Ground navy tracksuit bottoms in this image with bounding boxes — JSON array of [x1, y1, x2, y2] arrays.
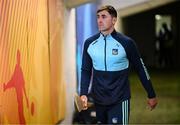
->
[[95, 99, 130, 125]]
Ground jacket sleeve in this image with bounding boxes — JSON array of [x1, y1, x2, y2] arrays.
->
[[127, 39, 156, 98], [80, 40, 92, 96]]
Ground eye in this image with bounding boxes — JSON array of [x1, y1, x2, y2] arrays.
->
[[97, 15, 100, 19], [102, 15, 106, 19]]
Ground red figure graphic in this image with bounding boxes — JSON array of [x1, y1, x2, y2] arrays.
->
[[31, 102, 35, 116], [3, 50, 29, 124]]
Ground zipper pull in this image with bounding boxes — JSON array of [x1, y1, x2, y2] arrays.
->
[[104, 35, 107, 40]]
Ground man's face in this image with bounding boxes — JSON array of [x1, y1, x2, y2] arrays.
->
[[97, 10, 116, 33]]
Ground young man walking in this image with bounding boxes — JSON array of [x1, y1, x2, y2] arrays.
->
[[80, 5, 157, 124]]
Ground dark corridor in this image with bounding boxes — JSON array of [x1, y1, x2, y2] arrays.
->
[[122, 1, 180, 69]]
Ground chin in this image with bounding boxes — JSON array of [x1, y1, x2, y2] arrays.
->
[[98, 27, 104, 31], [99, 28, 105, 32]]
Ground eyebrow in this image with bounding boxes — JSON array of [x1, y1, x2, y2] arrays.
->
[[97, 14, 107, 17]]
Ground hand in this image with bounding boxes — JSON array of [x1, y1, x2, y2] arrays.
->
[[80, 95, 88, 110], [147, 97, 158, 111]]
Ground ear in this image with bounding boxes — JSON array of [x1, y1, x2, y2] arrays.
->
[[112, 17, 117, 25]]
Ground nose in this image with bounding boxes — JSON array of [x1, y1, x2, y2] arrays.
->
[[97, 17, 102, 24]]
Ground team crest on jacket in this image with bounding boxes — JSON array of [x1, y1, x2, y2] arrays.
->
[[112, 49, 118, 55]]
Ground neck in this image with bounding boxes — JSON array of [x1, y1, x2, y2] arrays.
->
[[101, 27, 114, 36]]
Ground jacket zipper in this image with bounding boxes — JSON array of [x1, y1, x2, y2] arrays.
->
[[104, 36, 107, 71]]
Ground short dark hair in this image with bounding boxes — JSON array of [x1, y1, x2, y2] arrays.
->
[[97, 5, 117, 18]]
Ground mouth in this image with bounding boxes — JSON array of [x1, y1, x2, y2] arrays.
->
[[98, 23, 103, 26], [98, 25, 103, 28]]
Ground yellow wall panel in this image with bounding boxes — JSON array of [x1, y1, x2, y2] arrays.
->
[[0, 0, 66, 124]]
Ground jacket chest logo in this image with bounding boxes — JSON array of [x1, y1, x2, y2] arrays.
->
[[112, 49, 118, 55]]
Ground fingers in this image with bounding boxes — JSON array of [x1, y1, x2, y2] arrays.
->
[[82, 98, 88, 110], [80, 95, 88, 110], [147, 98, 158, 111], [148, 104, 155, 111]]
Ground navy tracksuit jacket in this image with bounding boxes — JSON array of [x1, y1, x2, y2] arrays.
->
[[80, 30, 156, 105]]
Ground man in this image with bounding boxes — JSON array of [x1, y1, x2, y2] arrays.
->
[[158, 23, 173, 67], [80, 5, 157, 124]]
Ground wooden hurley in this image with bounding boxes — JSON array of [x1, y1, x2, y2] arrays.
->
[[74, 93, 93, 112]]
